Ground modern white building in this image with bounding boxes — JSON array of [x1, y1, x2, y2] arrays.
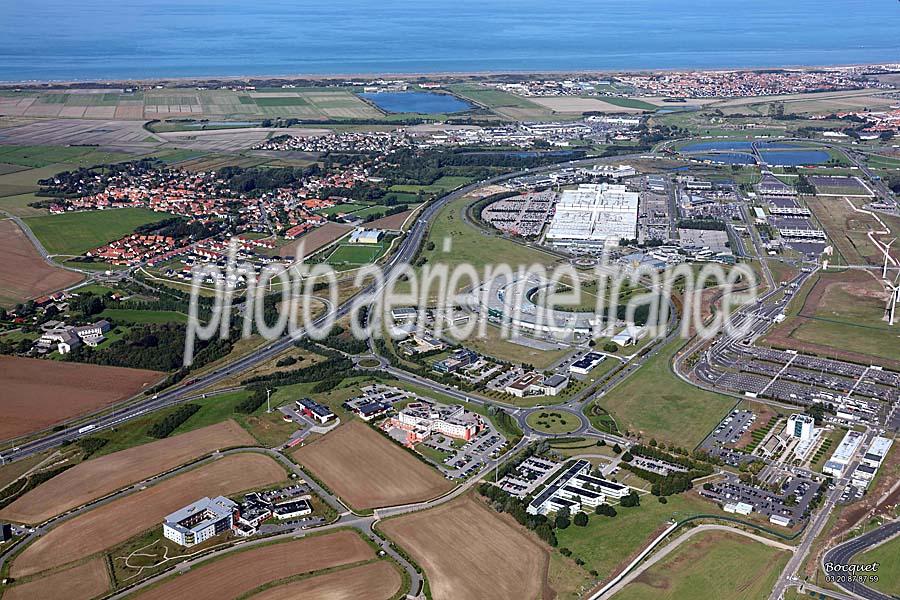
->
[[393, 401, 483, 442], [163, 496, 237, 547], [861, 436, 893, 469], [527, 459, 631, 515], [545, 183, 639, 248], [823, 430, 865, 478], [786, 414, 815, 441]]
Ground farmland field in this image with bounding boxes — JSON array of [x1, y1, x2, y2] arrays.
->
[[248, 561, 403, 600], [24, 208, 172, 256], [0, 420, 254, 524], [613, 531, 790, 600], [0, 218, 83, 306], [10, 452, 286, 577], [379, 493, 550, 600], [292, 420, 453, 510], [133, 530, 374, 600], [1, 558, 110, 600], [286, 221, 352, 257], [0, 355, 163, 441]]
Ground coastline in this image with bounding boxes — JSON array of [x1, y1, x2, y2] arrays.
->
[[1, 62, 896, 88]]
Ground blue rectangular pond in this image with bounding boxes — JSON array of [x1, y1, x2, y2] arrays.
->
[[359, 91, 474, 114]]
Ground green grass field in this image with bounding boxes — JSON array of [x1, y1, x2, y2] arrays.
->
[[325, 243, 385, 266], [24, 208, 172, 255], [98, 308, 188, 324], [596, 337, 735, 448], [595, 96, 659, 111], [526, 411, 580, 434], [613, 531, 790, 600], [389, 175, 473, 194]]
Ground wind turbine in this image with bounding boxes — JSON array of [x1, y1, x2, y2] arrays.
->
[[881, 238, 896, 279], [886, 273, 900, 326]]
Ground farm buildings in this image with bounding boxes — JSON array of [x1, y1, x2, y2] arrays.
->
[[545, 183, 639, 248]]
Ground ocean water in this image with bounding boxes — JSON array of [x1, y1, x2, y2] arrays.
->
[[1, 0, 898, 81]]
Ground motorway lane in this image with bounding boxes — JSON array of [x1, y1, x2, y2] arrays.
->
[[822, 519, 900, 600]]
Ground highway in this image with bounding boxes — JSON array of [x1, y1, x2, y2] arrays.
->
[[821, 519, 900, 600]]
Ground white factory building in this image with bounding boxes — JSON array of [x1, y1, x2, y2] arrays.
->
[[545, 183, 639, 248], [163, 496, 237, 547]]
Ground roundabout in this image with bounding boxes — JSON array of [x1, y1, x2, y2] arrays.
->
[[525, 409, 582, 434]]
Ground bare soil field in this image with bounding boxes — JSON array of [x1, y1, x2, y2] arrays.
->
[[292, 222, 352, 257], [379, 493, 551, 600], [804, 196, 886, 266], [2, 558, 110, 600], [0, 356, 163, 441], [11, 453, 285, 577], [292, 420, 453, 510], [0, 420, 255, 524], [367, 208, 414, 231], [134, 530, 373, 600], [248, 561, 402, 600], [0, 219, 83, 306]]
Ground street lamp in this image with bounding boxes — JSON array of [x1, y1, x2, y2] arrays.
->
[[266, 388, 273, 413]]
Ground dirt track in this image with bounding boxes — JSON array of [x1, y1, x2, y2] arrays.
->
[[134, 530, 373, 600], [0, 420, 255, 524], [0, 219, 83, 306], [379, 493, 550, 600], [0, 355, 163, 441], [11, 452, 285, 577], [292, 420, 453, 510]]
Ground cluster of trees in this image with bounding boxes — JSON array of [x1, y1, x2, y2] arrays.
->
[[620, 491, 641, 507], [36, 159, 159, 198], [676, 219, 727, 231], [477, 483, 557, 547], [135, 216, 222, 241], [795, 174, 816, 195], [75, 437, 109, 459], [147, 404, 200, 438], [66, 323, 234, 373], [319, 325, 369, 355], [218, 165, 320, 194], [243, 356, 354, 386], [595, 503, 617, 517]]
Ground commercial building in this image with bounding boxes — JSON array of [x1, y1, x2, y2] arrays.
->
[[349, 228, 384, 244], [527, 459, 631, 515], [786, 414, 815, 441], [545, 183, 640, 248], [823, 430, 865, 477], [272, 498, 312, 520], [392, 401, 483, 442], [505, 372, 547, 398], [724, 502, 754, 516], [433, 348, 479, 373], [163, 496, 237, 547], [861, 436, 893, 469], [569, 352, 605, 375], [296, 398, 335, 424], [541, 374, 570, 396]]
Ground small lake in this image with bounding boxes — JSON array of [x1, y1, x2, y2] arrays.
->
[[694, 152, 756, 165], [759, 149, 830, 166], [680, 140, 801, 153], [359, 91, 474, 114]]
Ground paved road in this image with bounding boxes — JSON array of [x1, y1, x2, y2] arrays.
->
[[822, 519, 900, 600]]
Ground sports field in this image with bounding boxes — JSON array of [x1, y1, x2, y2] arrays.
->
[[10, 452, 286, 577], [0, 218, 83, 306], [0, 420, 254, 524], [1, 558, 110, 600], [249, 561, 403, 600], [292, 420, 453, 510], [326, 242, 385, 266], [132, 530, 374, 600], [0, 356, 163, 441], [596, 337, 734, 449], [24, 208, 172, 256], [379, 493, 550, 600], [613, 531, 790, 600]]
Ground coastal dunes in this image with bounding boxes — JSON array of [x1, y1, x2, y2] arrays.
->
[[0, 420, 255, 525], [0, 355, 163, 441], [0, 218, 83, 306], [133, 530, 375, 600], [291, 420, 453, 510], [10, 452, 286, 578]]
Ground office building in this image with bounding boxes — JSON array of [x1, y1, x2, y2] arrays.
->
[[163, 496, 237, 547]]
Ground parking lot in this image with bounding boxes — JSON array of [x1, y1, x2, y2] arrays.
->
[[700, 472, 820, 526]]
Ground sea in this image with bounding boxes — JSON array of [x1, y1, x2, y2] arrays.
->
[[1, 0, 898, 82]]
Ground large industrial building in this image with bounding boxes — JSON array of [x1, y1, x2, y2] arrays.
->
[[823, 430, 865, 477], [527, 459, 631, 515], [545, 183, 640, 248]]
